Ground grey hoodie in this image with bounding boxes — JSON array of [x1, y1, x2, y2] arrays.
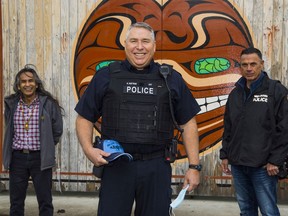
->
[[3, 94, 63, 171]]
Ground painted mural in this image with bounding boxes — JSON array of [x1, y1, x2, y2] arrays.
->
[[73, 0, 253, 159]]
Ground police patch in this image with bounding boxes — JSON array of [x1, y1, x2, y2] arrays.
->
[[253, 94, 268, 103], [123, 82, 156, 95]]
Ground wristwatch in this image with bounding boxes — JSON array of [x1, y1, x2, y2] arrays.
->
[[189, 164, 202, 171]]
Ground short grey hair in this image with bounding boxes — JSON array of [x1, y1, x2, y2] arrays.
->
[[125, 22, 155, 41]]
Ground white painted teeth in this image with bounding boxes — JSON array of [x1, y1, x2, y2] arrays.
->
[[196, 95, 228, 114]]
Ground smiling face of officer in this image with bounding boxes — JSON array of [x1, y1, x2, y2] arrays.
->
[[124, 26, 156, 70]]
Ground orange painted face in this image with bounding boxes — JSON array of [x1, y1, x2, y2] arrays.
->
[[73, 0, 254, 157]]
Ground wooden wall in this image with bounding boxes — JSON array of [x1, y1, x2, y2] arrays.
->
[[233, 0, 288, 86], [1, 0, 288, 198]]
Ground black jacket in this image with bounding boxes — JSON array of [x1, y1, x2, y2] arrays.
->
[[220, 72, 288, 167]]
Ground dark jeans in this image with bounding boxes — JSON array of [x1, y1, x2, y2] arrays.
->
[[231, 165, 280, 216], [9, 151, 53, 216], [98, 157, 172, 216]]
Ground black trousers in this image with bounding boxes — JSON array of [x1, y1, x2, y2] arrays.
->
[[97, 157, 172, 216], [9, 151, 53, 216]]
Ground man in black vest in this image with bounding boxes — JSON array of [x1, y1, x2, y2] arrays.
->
[[75, 22, 201, 216]]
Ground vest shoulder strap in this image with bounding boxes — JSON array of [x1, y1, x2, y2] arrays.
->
[[268, 79, 280, 114], [108, 61, 122, 74], [268, 79, 279, 97], [267, 79, 280, 131]]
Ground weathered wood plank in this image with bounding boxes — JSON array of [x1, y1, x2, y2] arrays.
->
[[34, 0, 44, 76], [43, 0, 53, 92], [8, 0, 18, 92], [18, 0, 26, 67], [252, 0, 264, 51], [75, 0, 92, 192], [68, 0, 82, 192], [262, 0, 274, 73], [1, 0, 11, 94], [283, 0, 288, 86], [25, 0, 36, 65], [270, 0, 284, 81]]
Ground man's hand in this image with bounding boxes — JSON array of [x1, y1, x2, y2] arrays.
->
[[183, 169, 200, 192], [266, 163, 279, 176], [85, 146, 110, 167], [180, 117, 201, 192], [76, 115, 110, 167], [221, 159, 231, 175]]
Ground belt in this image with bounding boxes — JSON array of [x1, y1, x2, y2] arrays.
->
[[131, 150, 165, 161], [14, 149, 40, 154]]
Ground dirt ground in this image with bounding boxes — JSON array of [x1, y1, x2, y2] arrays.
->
[[0, 191, 288, 216]]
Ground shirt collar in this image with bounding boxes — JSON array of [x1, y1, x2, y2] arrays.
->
[[20, 94, 39, 106], [123, 59, 155, 73]]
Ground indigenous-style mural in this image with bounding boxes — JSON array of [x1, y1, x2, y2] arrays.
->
[[1, 0, 288, 199], [73, 0, 253, 158]]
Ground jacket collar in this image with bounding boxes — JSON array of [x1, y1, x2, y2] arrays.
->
[[236, 71, 267, 92], [5, 94, 47, 109], [236, 72, 269, 100]]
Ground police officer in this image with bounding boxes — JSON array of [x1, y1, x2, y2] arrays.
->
[[75, 22, 201, 216]]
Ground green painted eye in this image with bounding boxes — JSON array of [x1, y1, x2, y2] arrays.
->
[[96, 61, 115, 71], [194, 58, 230, 74]]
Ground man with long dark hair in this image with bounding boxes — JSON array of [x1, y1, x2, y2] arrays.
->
[[3, 64, 63, 216]]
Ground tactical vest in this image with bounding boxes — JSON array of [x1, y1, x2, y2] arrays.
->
[[101, 61, 174, 145]]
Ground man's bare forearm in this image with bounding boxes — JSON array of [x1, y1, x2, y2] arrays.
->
[[180, 117, 200, 165], [75, 115, 94, 154]]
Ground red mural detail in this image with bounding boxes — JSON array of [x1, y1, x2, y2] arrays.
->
[[73, 0, 253, 158]]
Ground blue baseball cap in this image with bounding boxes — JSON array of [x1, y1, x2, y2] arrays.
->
[[97, 139, 133, 162]]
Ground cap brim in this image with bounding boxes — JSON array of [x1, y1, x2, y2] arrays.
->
[[105, 152, 133, 162]]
